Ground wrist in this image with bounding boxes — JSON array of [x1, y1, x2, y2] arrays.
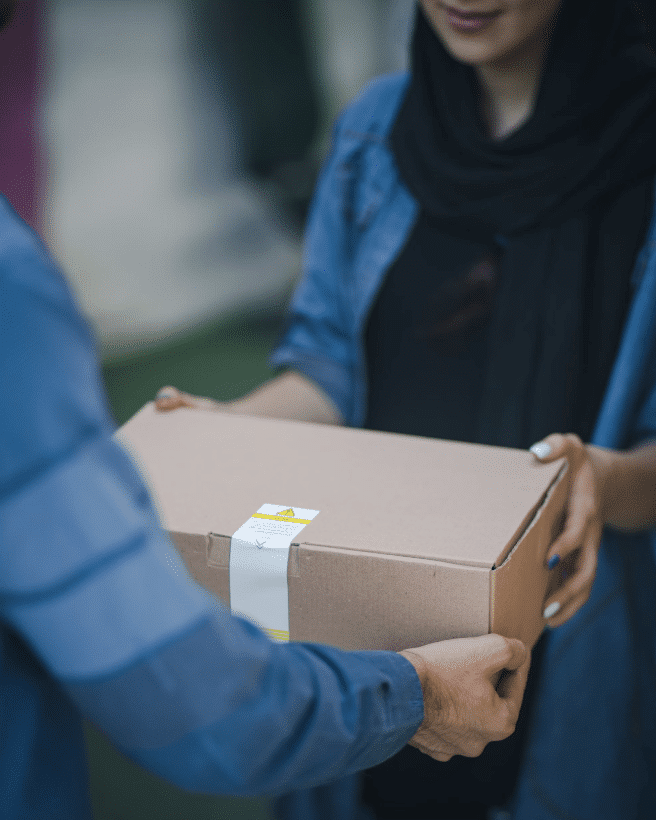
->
[[398, 649, 427, 694], [587, 445, 626, 526]]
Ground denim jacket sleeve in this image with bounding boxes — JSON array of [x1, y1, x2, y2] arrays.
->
[[269, 112, 360, 422], [270, 74, 411, 424]]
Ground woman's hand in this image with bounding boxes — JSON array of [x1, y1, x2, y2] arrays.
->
[[155, 386, 225, 412], [530, 433, 608, 629]]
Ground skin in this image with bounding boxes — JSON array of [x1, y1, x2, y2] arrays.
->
[[400, 634, 529, 760], [532, 435, 656, 628]]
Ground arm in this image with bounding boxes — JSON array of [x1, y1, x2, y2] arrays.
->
[[591, 440, 656, 531], [155, 370, 343, 425], [530, 434, 656, 628]]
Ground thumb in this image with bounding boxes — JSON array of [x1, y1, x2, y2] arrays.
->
[[503, 638, 528, 671], [530, 433, 567, 462], [490, 637, 527, 675], [481, 635, 527, 677]]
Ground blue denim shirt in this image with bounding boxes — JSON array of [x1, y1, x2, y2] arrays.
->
[[271, 73, 656, 820]]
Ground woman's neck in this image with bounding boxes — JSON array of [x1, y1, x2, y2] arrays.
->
[[475, 32, 551, 141]]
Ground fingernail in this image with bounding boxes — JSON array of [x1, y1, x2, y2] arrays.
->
[[530, 442, 552, 459], [156, 388, 175, 400], [548, 555, 561, 570], [543, 602, 561, 619]]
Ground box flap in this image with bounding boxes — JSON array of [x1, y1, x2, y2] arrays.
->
[[118, 404, 565, 569], [490, 464, 570, 648]]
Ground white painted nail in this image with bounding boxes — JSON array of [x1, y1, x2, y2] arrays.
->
[[530, 442, 552, 459], [543, 601, 561, 619], [156, 388, 176, 400]]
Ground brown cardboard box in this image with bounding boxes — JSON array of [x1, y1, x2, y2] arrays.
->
[[118, 403, 568, 651]]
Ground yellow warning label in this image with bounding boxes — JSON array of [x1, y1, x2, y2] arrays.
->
[[252, 513, 313, 525], [278, 508, 295, 517], [265, 628, 290, 642]]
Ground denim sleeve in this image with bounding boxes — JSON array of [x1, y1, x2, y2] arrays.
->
[[64, 613, 423, 796], [269, 112, 358, 423]]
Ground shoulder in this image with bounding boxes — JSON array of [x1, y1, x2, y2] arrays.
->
[[336, 72, 410, 144], [0, 196, 78, 315], [0, 197, 110, 492], [308, 74, 414, 242]]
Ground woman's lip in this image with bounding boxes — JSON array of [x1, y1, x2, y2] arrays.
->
[[442, 4, 502, 32]]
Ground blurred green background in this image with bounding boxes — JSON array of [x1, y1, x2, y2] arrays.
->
[[89, 308, 285, 820]]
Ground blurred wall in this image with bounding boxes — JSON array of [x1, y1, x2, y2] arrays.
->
[[38, 0, 415, 356]]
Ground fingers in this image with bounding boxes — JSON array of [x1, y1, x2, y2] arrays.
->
[[155, 386, 198, 412], [404, 634, 528, 762], [546, 472, 595, 565], [496, 649, 531, 728], [543, 526, 599, 626], [481, 635, 527, 676], [498, 637, 527, 672], [530, 432, 583, 463]]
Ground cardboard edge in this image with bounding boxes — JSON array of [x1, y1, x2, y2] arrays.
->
[[492, 458, 567, 569], [489, 464, 569, 649], [299, 540, 491, 569], [493, 463, 568, 571]]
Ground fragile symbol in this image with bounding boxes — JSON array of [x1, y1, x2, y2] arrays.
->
[[278, 508, 295, 517]]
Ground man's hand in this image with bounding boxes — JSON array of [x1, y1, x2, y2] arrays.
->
[[399, 634, 529, 762]]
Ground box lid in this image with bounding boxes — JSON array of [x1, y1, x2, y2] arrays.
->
[[118, 404, 564, 568]]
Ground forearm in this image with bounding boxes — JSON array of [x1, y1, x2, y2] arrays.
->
[[591, 440, 656, 531], [69, 615, 422, 796], [226, 371, 343, 425]]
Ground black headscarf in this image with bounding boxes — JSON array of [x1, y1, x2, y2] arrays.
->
[[386, 0, 656, 448]]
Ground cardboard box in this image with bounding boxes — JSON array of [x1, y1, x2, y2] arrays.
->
[[118, 404, 568, 651]]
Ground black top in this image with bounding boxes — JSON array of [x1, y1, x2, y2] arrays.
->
[[364, 212, 494, 442]]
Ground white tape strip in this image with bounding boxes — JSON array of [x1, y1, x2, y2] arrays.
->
[[229, 504, 320, 641]]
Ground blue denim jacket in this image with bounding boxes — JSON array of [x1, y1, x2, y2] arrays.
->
[[271, 74, 656, 820]]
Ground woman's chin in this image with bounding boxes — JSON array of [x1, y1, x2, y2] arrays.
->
[[441, 39, 505, 68]]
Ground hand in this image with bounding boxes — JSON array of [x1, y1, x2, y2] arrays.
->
[[530, 433, 605, 628], [400, 634, 529, 762], [155, 386, 225, 413]]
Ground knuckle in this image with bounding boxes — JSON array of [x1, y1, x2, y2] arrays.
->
[[557, 533, 578, 555], [462, 742, 486, 758], [502, 716, 518, 738]]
